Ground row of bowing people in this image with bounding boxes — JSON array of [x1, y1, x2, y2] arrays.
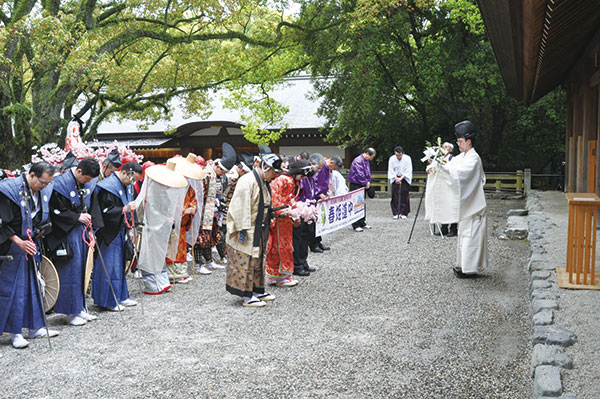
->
[[0, 143, 348, 349]]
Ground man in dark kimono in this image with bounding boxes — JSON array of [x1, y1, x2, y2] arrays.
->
[[0, 162, 58, 349], [91, 162, 141, 311], [46, 158, 100, 326], [100, 148, 121, 180]]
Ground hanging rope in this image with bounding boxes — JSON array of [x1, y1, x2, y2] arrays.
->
[[82, 221, 95, 250], [123, 209, 135, 229], [25, 228, 34, 260]]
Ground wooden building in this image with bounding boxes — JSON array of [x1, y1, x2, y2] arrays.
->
[[477, 0, 600, 194], [95, 76, 352, 164]]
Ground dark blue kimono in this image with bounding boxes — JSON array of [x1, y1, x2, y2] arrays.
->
[[0, 175, 52, 334], [47, 171, 96, 315], [91, 173, 132, 308]]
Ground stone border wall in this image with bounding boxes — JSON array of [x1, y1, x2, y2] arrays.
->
[[526, 192, 577, 399]]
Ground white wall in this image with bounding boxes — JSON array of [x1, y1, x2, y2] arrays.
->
[[278, 145, 345, 161]]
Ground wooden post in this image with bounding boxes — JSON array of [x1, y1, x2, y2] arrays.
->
[[589, 140, 596, 193], [516, 170, 523, 194], [524, 169, 531, 194], [564, 193, 600, 286]]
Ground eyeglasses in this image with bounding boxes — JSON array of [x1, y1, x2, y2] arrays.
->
[[36, 176, 52, 187]]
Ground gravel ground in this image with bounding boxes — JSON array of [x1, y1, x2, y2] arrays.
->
[[0, 196, 531, 399], [532, 191, 600, 399]]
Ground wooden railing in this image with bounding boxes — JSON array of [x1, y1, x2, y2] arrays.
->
[[347, 169, 527, 194]]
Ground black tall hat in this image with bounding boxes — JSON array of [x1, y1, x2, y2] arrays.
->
[[105, 148, 122, 168], [237, 151, 254, 172], [258, 145, 272, 156], [217, 142, 236, 172], [455, 120, 476, 140], [61, 151, 79, 171]]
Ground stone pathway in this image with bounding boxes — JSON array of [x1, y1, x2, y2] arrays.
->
[[0, 197, 531, 398]]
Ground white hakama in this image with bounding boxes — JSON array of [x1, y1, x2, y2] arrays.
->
[[457, 209, 488, 274]]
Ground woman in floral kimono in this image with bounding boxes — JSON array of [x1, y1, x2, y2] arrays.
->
[[266, 160, 313, 287], [193, 143, 236, 274]]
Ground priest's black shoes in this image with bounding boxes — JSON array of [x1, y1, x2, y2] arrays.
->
[[293, 269, 310, 276], [318, 243, 330, 251], [310, 246, 324, 253], [453, 266, 477, 278]]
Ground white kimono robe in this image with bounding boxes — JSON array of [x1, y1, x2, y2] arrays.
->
[[387, 154, 413, 184], [135, 177, 187, 293], [444, 148, 488, 274], [330, 170, 349, 197]]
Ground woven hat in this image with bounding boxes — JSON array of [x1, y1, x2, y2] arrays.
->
[[145, 159, 188, 188], [174, 153, 205, 180]]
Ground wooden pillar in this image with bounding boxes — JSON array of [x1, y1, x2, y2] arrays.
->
[[589, 140, 597, 193], [575, 88, 586, 192], [566, 88, 575, 192], [597, 86, 600, 196]]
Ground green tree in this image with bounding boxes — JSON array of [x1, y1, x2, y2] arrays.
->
[[299, 0, 565, 172], [0, 0, 307, 167]]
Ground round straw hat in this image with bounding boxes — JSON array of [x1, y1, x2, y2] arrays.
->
[[145, 159, 188, 188], [173, 153, 205, 180]]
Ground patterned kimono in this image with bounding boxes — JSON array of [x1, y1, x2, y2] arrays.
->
[[194, 164, 222, 263], [174, 187, 197, 263], [196, 165, 221, 249], [266, 175, 298, 279]]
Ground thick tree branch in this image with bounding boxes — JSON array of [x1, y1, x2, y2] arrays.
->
[[97, 29, 279, 58], [96, 3, 127, 24], [79, 0, 97, 29], [132, 48, 170, 96], [12, 0, 36, 22]]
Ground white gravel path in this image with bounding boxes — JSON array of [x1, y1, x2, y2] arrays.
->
[[0, 196, 531, 398]]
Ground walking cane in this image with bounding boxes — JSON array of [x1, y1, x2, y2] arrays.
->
[[407, 183, 426, 244]]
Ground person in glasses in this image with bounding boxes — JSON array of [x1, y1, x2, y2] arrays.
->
[[0, 162, 58, 348]]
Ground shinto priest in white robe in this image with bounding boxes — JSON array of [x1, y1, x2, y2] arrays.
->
[[425, 148, 487, 274]]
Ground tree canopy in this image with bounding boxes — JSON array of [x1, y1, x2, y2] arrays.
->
[[0, 0, 308, 166], [298, 0, 565, 172], [0, 0, 566, 173]]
